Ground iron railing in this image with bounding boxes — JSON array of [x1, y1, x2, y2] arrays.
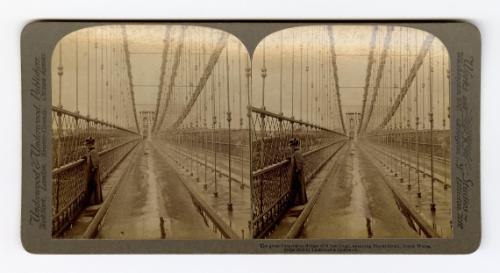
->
[[51, 106, 141, 236], [364, 129, 450, 160], [249, 106, 347, 238], [159, 128, 249, 160]]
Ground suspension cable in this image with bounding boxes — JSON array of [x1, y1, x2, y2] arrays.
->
[[120, 26, 140, 133], [169, 33, 228, 130], [377, 33, 434, 130], [326, 25, 347, 134], [154, 26, 187, 132], [358, 26, 378, 135], [360, 26, 394, 134]]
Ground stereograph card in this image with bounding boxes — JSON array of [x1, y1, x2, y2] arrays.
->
[[20, 20, 481, 253]]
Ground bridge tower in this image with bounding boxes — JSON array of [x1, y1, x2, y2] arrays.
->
[[345, 112, 361, 140]]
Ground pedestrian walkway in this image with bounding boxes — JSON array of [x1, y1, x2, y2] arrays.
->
[[268, 142, 349, 238], [61, 142, 142, 239]]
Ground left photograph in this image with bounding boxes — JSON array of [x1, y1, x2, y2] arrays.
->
[[51, 24, 251, 239]]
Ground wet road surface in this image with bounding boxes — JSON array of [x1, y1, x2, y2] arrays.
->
[[361, 142, 452, 238], [97, 141, 217, 239], [301, 142, 420, 239], [159, 140, 251, 238]]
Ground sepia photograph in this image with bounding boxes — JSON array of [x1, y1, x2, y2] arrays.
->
[[249, 25, 451, 239], [51, 24, 251, 239], [51, 23, 452, 241]]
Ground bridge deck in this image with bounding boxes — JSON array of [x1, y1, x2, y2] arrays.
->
[[361, 142, 452, 238], [301, 142, 421, 238], [159, 140, 251, 238], [60, 141, 142, 238], [267, 141, 348, 238], [96, 141, 219, 239], [61, 139, 250, 239], [268, 141, 452, 239]]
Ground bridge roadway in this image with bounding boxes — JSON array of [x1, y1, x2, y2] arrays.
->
[[161, 140, 251, 236], [299, 142, 420, 238], [360, 142, 452, 238], [96, 140, 215, 239], [270, 141, 451, 239], [63, 138, 249, 239]]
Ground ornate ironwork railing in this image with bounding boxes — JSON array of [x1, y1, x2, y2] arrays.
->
[[159, 128, 249, 161], [249, 106, 347, 238], [364, 129, 450, 160], [51, 106, 141, 236]]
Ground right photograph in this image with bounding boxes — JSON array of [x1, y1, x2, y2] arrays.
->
[[249, 25, 451, 239]]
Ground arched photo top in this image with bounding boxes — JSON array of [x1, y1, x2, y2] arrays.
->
[[252, 25, 449, 58], [251, 24, 450, 133], [51, 24, 251, 133]]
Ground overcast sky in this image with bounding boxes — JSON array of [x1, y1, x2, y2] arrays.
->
[[51, 24, 450, 132]]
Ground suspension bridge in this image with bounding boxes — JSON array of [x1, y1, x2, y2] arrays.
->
[[250, 25, 451, 239], [50, 24, 451, 241], [51, 25, 251, 239]]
